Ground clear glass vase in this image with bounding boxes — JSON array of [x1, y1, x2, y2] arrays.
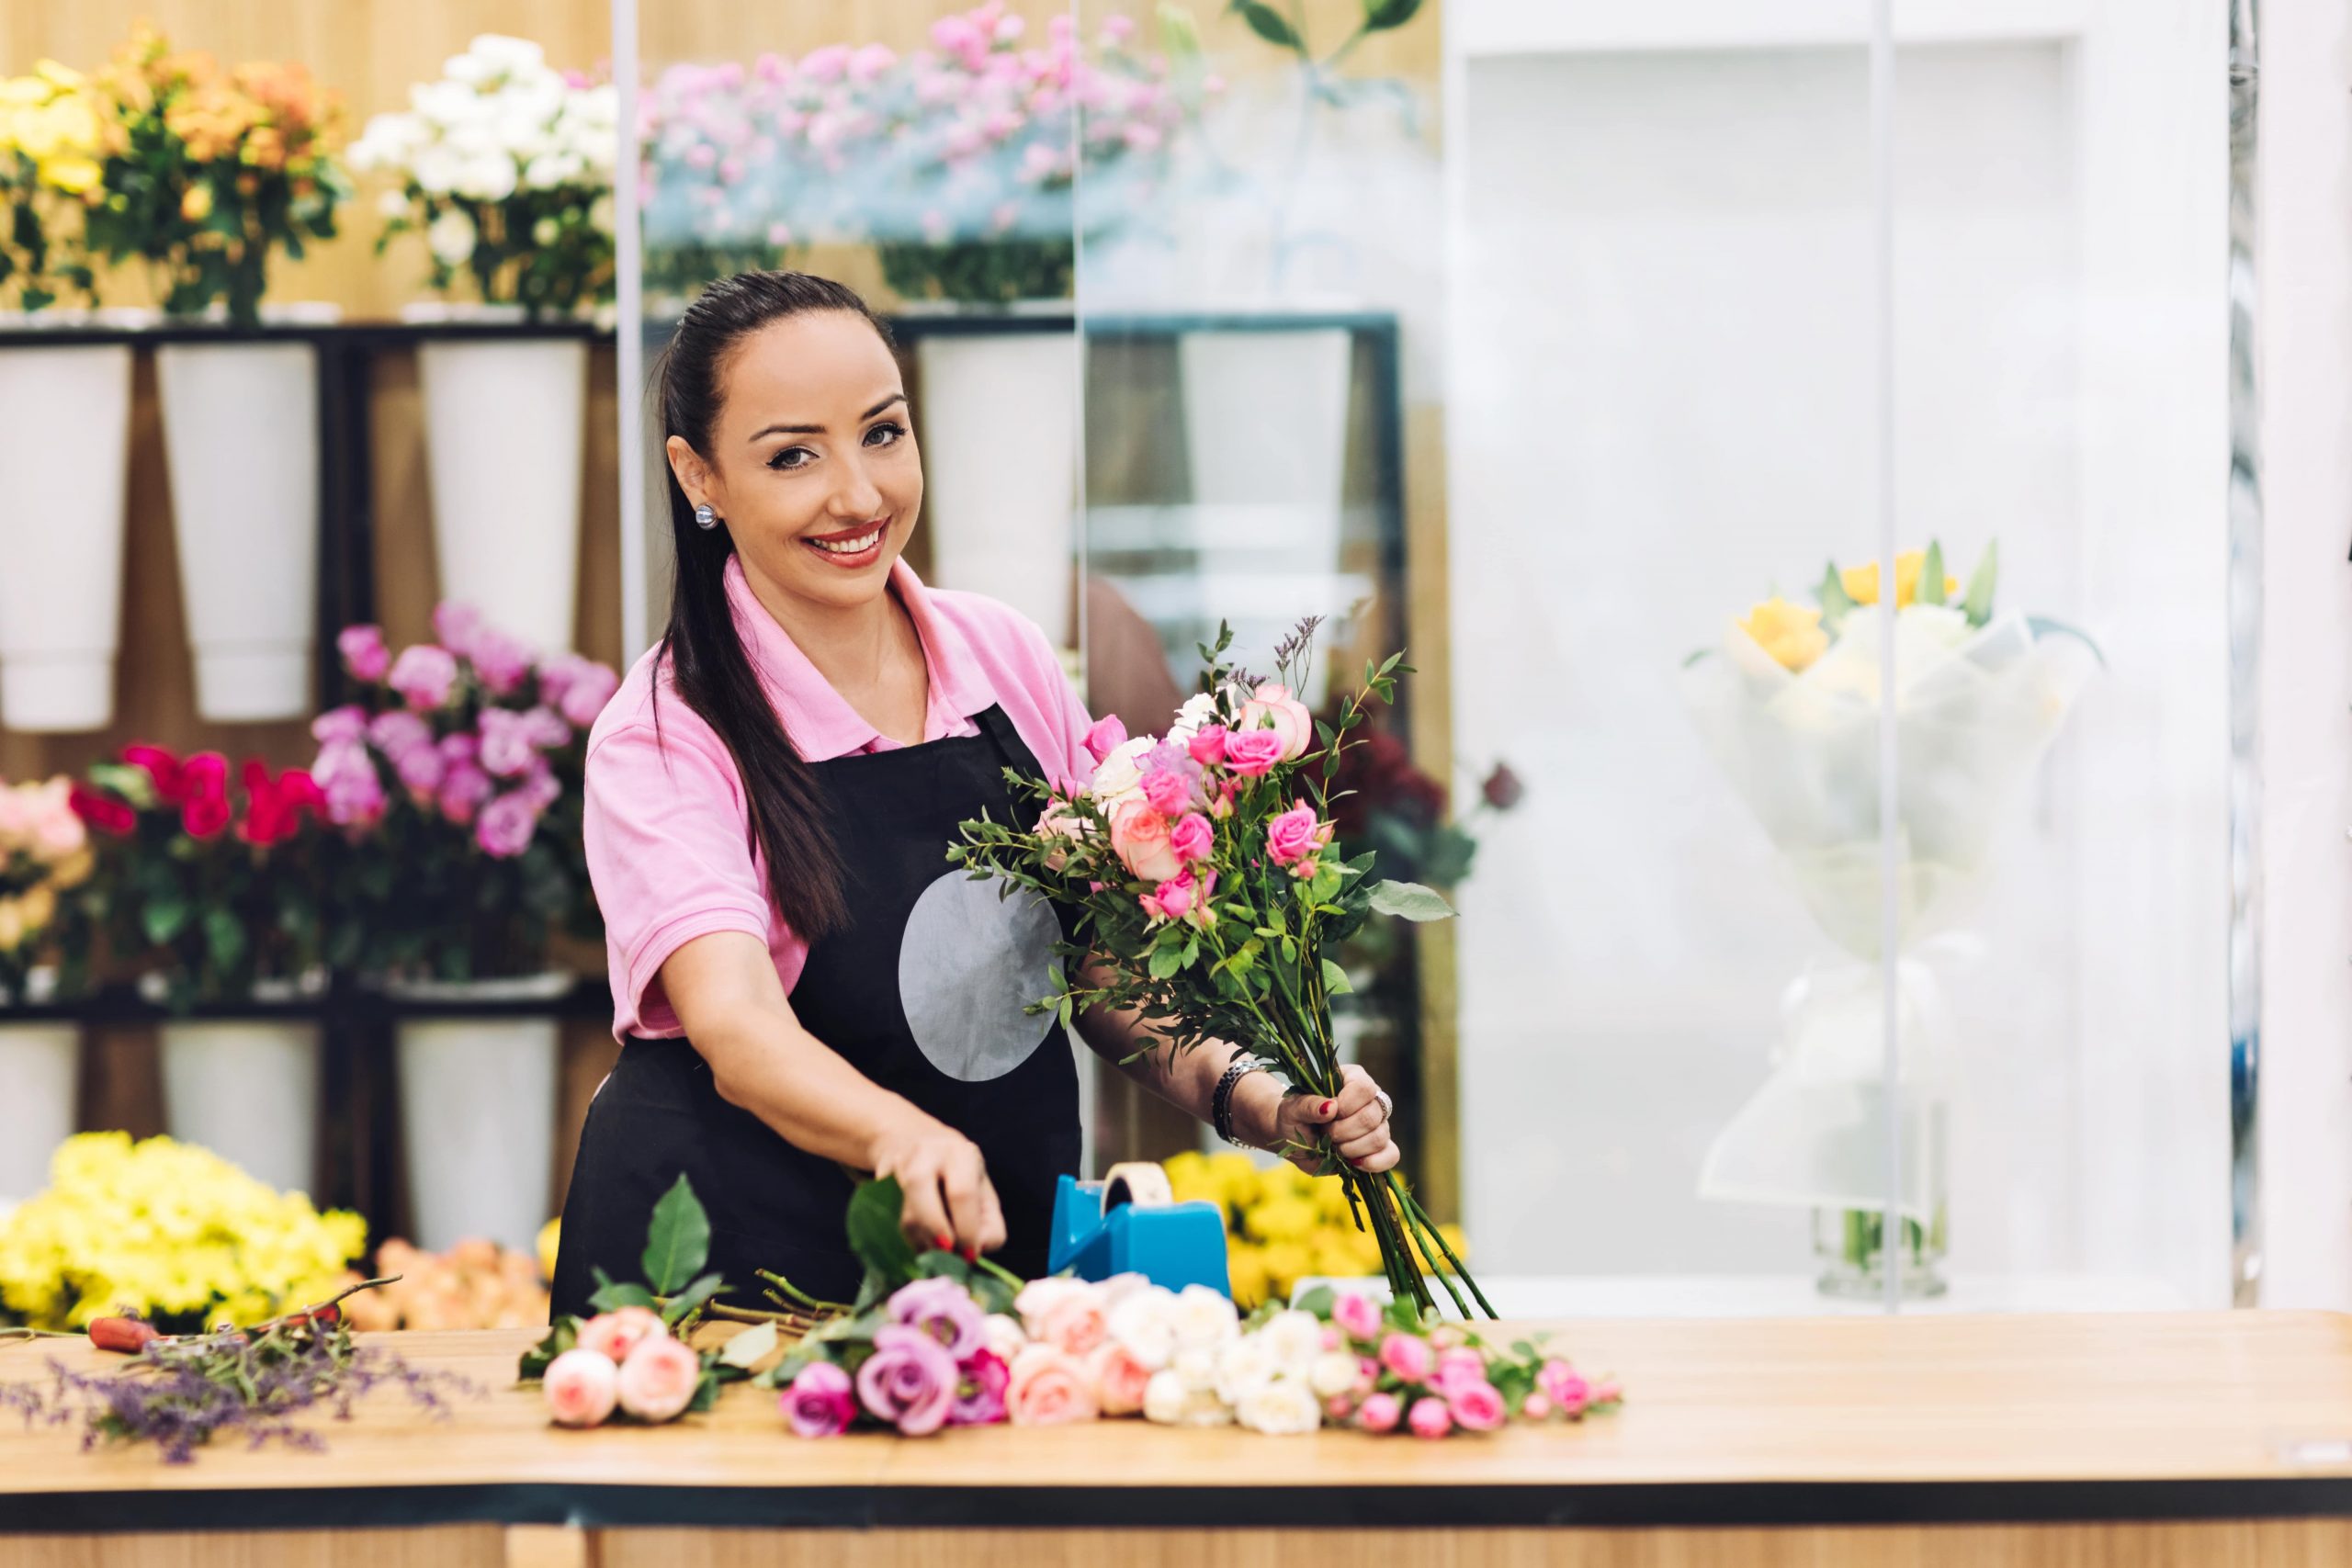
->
[[1812, 1097, 1950, 1300]]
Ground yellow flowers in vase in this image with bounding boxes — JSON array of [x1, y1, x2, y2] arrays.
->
[[0, 62, 106, 310], [0, 1132, 366, 1331]]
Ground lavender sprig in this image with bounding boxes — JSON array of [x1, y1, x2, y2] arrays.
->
[[1, 1319, 480, 1464]]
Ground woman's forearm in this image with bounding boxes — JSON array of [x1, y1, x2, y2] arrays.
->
[[1074, 964, 1286, 1149], [694, 1002, 941, 1169]]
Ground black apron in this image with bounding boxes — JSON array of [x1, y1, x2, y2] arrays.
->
[[549, 703, 1081, 1318]]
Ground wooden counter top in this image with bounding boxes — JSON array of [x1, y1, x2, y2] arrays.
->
[[6, 1311, 2352, 1533]]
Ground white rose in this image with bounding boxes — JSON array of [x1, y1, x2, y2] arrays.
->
[[1012, 1276, 1096, 1336], [523, 152, 570, 191], [981, 1312, 1027, 1364], [532, 215, 560, 246], [588, 194, 615, 235], [1236, 1378, 1321, 1437], [376, 186, 411, 220], [1106, 1288, 1178, 1371], [469, 33, 547, 77], [411, 145, 462, 196], [411, 79, 486, 129], [1257, 1310, 1324, 1373], [1089, 734, 1158, 807], [1308, 1350, 1363, 1399], [453, 154, 518, 203], [426, 209, 478, 267], [1141, 1369, 1189, 1425], [1099, 1271, 1151, 1307], [1213, 1335, 1279, 1405], [574, 85, 619, 127], [1168, 691, 1218, 743], [1170, 1344, 1220, 1393], [1170, 1282, 1238, 1349]]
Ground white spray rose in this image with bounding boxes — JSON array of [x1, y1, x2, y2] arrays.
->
[[1170, 1344, 1220, 1393], [468, 33, 548, 77], [1144, 1370, 1234, 1427], [1308, 1350, 1364, 1399], [1170, 1282, 1239, 1349], [1212, 1335, 1280, 1405], [981, 1312, 1027, 1365], [453, 154, 518, 203], [426, 209, 478, 267], [1168, 691, 1218, 743], [1257, 1311, 1325, 1374], [1236, 1378, 1321, 1437], [1107, 1287, 1179, 1371], [1088, 734, 1156, 806]]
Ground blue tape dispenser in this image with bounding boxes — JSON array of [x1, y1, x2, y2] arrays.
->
[[1046, 1160, 1231, 1297]]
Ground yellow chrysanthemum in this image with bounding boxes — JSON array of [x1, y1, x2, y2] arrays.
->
[[1840, 551, 1959, 610], [1736, 596, 1828, 673]]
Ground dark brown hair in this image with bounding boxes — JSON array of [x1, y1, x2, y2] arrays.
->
[[653, 269, 899, 943]]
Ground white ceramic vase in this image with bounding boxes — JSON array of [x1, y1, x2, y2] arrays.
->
[[0, 1021, 79, 1205], [0, 343, 132, 731], [159, 1019, 323, 1196], [155, 340, 321, 720], [915, 327, 1080, 649], [414, 311, 587, 652], [391, 973, 567, 1253]]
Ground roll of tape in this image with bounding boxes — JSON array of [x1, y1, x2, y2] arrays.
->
[[1100, 1161, 1174, 1213]]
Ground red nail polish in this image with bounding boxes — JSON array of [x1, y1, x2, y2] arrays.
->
[[963, 1244, 978, 1262], [935, 1233, 953, 1250], [1321, 1100, 1334, 1116]]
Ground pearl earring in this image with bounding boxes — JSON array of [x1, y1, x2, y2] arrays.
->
[[693, 502, 718, 530]]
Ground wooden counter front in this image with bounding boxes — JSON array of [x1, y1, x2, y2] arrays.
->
[[6, 1311, 2352, 1567]]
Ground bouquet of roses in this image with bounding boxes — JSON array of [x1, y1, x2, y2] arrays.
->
[[952, 620, 1487, 1317], [0, 775, 94, 1002], [307, 604, 615, 984]]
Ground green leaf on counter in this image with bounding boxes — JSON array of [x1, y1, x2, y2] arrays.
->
[[718, 1320, 781, 1370]]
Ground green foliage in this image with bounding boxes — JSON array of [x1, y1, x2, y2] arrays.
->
[[640, 1175, 713, 1296]]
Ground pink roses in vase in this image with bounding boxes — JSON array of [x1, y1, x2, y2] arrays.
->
[[309, 604, 617, 984]]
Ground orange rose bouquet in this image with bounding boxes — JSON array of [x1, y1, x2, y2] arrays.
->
[[84, 24, 348, 324]]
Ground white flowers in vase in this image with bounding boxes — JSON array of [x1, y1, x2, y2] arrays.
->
[[348, 34, 616, 318]]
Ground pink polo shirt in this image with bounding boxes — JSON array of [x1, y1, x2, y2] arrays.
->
[[584, 554, 1096, 1042]]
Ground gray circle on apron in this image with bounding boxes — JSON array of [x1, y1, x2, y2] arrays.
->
[[898, 871, 1064, 1082]]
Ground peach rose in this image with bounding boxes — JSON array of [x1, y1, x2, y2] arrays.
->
[[616, 1333, 703, 1424], [1007, 1343, 1100, 1426], [1036, 1292, 1109, 1357], [1238, 682, 1314, 761], [543, 1348, 618, 1428], [577, 1305, 664, 1364], [1089, 1340, 1155, 1416], [1108, 796, 1182, 884]]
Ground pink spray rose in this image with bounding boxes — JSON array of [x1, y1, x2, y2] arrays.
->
[[1265, 801, 1334, 870], [438, 759, 493, 825], [1140, 768, 1192, 817], [1431, 1347, 1489, 1399], [311, 739, 386, 828], [520, 705, 571, 749], [576, 1306, 665, 1363], [1088, 1340, 1155, 1416], [1356, 1391, 1402, 1434], [1521, 1392, 1553, 1421], [616, 1334, 702, 1423], [1168, 812, 1214, 864], [1221, 728, 1284, 777], [543, 1348, 618, 1428], [1138, 871, 1200, 927], [1108, 797, 1182, 884], [951, 1348, 1010, 1427], [311, 705, 367, 745], [857, 1325, 960, 1436], [1378, 1331, 1434, 1385], [479, 708, 541, 778], [432, 602, 482, 657], [559, 662, 619, 729], [1186, 724, 1227, 766], [1537, 1359, 1589, 1416], [1331, 1292, 1384, 1342], [1408, 1395, 1453, 1439], [1238, 682, 1314, 761], [1081, 713, 1128, 764], [783, 1360, 857, 1438], [395, 742, 447, 795], [1447, 1381, 1507, 1433], [368, 709, 434, 761], [469, 626, 534, 697], [888, 1277, 986, 1361], [475, 791, 540, 858], [1006, 1343, 1099, 1426], [337, 624, 390, 682], [389, 645, 460, 711]]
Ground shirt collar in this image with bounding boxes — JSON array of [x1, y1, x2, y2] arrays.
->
[[723, 552, 992, 760]]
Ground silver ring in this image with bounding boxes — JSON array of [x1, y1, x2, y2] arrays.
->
[[1375, 1089, 1393, 1120]]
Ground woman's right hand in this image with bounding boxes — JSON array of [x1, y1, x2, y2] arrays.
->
[[868, 1111, 1007, 1260]]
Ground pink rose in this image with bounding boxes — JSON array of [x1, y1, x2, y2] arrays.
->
[[1221, 728, 1284, 778], [543, 1348, 618, 1427], [478, 709, 540, 778], [1447, 1380, 1506, 1433], [1186, 725, 1227, 766], [1378, 1332, 1433, 1384], [1168, 812, 1213, 864], [1356, 1391, 1401, 1434], [1138, 871, 1194, 926], [783, 1360, 856, 1438], [521, 762, 561, 812], [1431, 1347, 1489, 1399], [311, 705, 367, 744], [1331, 1292, 1383, 1342], [396, 742, 447, 796], [1081, 713, 1128, 764], [475, 792, 539, 858], [1139, 768, 1191, 817], [1088, 1340, 1154, 1416], [432, 602, 482, 657], [438, 760, 493, 825], [470, 626, 534, 697], [537, 651, 593, 705], [1521, 1392, 1553, 1421], [577, 1306, 665, 1363], [1238, 682, 1313, 761], [858, 1325, 960, 1436], [1537, 1359, 1589, 1416], [389, 645, 460, 710], [1108, 797, 1182, 884], [337, 624, 390, 682], [616, 1334, 702, 1423], [1408, 1395, 1453, 1439], [951, 1348, 1010, 1427], [368, 709, 434, 761], [1007, 1343, 1099, 1427], [520, 705, 571, 749], [1035, 1292, 1108, 1358], [559, 663, 619, 730], [1265, 801, 1333, 869], [311, 739, 386, 829]]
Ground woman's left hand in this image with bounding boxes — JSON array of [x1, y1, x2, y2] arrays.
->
[[1266, 1063, 1399, 1177]]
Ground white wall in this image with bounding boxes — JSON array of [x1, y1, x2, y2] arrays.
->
[[2255, 0, 2352, 1310]]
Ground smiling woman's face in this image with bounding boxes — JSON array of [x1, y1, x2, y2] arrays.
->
[[667, 310, 922, 617]]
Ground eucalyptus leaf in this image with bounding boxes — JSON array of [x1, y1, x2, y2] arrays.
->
[[1367, 879, 1456, 922], [640, 1175, 712, 1295]]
